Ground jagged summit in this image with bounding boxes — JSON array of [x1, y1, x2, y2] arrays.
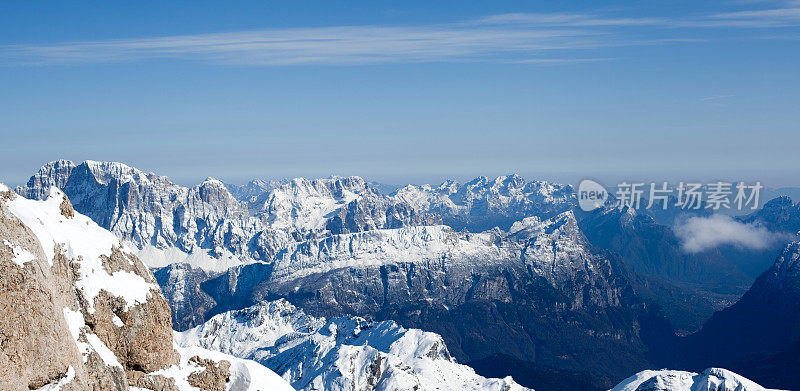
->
[[18, 159, 77, 200]]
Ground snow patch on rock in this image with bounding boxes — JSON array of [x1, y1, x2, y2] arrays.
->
[[2, 239, 36, 267], [6, 187, 158, 313], [33, 366, 75, 391]]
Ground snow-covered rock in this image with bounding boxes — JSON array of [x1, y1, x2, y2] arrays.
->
[[177, 299, 529, 391], [261, 210, 625, 313], [610, 368, 778, 391], [0, 184, 293, 391]]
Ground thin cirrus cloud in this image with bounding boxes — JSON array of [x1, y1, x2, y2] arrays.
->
[[0, 25, 611, 66], [479, 4, 800, 28], [0, 6, 798, 67]]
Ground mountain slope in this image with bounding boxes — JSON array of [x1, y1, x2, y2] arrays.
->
[[673, 240, 800, 390], [18, 162, 578, 266]]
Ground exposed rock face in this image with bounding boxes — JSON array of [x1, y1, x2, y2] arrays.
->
[[18, 159, 76, 201], [178, 299, 529, 391], [393, 175, 575, 232], [186, 356, 231, 391], [153, 263, 216, 331], [741, 196, 800, 232], [0, 187, 88, 390], [20, 161, 742, 389], [226, 178, 283, 216], [0, 184, 293, 391]]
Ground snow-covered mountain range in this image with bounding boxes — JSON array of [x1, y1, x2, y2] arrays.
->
[[17, 160, 576, 268], [11, 160, 800, 391]]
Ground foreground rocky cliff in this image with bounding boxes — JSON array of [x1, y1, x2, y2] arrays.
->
[[0, 184, 292, 390]]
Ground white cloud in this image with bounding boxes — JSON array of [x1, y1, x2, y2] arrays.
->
[[674, 214, 792, 253]]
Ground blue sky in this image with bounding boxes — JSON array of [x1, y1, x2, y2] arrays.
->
[[1, 0, 799, 187]]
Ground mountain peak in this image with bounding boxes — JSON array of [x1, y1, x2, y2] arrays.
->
[[610, 368, 769, 391], [201, 176, 224, 186]]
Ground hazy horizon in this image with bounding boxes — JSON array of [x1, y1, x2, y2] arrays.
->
[[5, 158, 800, 192], [2, 1, 799, 187]]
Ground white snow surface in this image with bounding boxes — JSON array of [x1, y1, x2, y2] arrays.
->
[[6, 188, 159, 313], [177, 299, 530, 391], [267, 210, 600, 299], [135, 244, 254, 273], [16, 163, 578, 273], [393, 175, 574, 221], [610, 368, 781, 391]]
